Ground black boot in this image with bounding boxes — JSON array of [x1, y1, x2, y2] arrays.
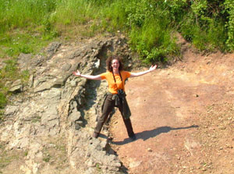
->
[[129, 134, 136, 141], [124, 118, 136, 140], [93, 132, 99, 138]]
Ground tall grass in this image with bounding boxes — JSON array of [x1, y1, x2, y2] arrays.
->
[[1, 0, 232, 58], [0, 0, 233, 113], [98, 1, 128, 31], [53, 0, 95, 26], [0, 0, 60, 58], [0, 0, 57, 32]]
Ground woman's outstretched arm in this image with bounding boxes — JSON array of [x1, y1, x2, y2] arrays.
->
[[73, 70, 102, 80], [130, 65, 157, 77]]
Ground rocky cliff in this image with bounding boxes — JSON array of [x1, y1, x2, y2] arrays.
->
[[0, 35, 133, 174]]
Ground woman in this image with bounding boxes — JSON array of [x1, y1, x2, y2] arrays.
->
[[73, 56, 157, 140]]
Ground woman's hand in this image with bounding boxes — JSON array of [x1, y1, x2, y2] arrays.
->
[[149, 65, 157, 72], [73, 70, 81, 76]]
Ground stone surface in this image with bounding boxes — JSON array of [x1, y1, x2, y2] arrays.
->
[[0, 35, 132, 174]]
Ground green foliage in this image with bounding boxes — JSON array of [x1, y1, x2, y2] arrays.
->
[[172, 0, 232, 52], [0, 33, 32, 57], [0, 0, 59, 58], [129, 20, 178, 63], [0, 0, 233, 112], [53, 0, 92, 25], [0, 0, 233, 58], [0, 0, 57, 32], [224, 0, 234, 51], [101, 1, 128, 30], [130, 1, 179, 63]]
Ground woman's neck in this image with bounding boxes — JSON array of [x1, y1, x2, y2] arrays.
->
[[113, 69, 119, 74]]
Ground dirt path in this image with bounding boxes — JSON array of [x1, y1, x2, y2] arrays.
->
[[110, 50, 234, 174]]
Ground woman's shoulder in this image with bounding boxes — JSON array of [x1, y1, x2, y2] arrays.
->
[[100, 71, 112, 77], [104, 71, 112, 75], [120, 70, 131, 77]]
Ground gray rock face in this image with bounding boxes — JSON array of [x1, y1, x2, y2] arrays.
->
[[9, 79, 23, 93], [0, 35, 132, 173]]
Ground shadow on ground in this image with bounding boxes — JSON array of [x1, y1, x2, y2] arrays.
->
[[111, 125, 199, 145]]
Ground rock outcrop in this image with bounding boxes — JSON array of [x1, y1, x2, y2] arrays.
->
[[1, 35, 133, 174]]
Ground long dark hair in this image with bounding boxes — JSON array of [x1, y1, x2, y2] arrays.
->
[[106, 55, 124, 72]]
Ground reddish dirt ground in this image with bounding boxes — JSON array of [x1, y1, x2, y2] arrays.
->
[[109, 49, 234, 174]]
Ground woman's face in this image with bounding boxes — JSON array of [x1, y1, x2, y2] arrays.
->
[[111, 59, 120, 70]]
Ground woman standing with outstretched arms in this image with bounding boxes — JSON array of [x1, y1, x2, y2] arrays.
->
[[73, 56, 157, 140]]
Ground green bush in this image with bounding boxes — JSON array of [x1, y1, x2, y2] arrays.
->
[[0, 0, 233, 58], [174, 0, 232, 52], [125, 0, 180, 63], [0, 0, 233, 112], [224, 0, 234, 51]]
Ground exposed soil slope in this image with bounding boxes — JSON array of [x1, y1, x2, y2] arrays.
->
[[110, 49, 234, 174]]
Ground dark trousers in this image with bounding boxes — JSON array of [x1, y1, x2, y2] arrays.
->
[[94, 94, 134, 137]]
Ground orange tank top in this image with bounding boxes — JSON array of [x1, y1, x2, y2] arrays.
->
[[100, 71, 131, 94]]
